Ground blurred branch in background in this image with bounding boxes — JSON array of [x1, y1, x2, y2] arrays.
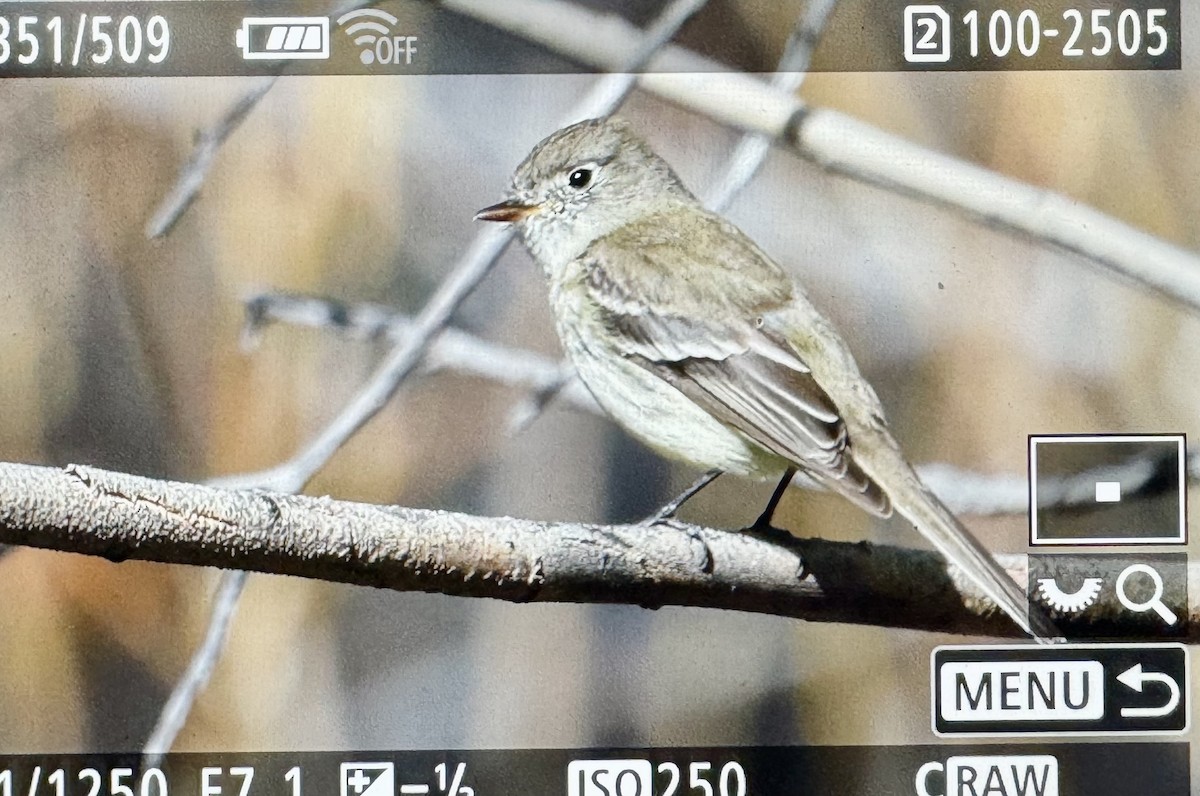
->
[[7, 461, 1174, 641], [143, 0, 709, 760], [143, 0, 375, 237], [242, 291, 590, 411], [701, 0, 835, 209], [445, 0, 1200, 314], [245, 290, 1200, 517], [144, 78, 278, 239]]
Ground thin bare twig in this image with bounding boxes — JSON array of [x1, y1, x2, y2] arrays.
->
[[146, 0, 709, 757], [145, 78, 278, 239], [703, 0, 837, 210], [143, 0, 376, 238], [240, 290, 596, 411], [142, 571, 247, 759], [504, 371, 578, 435]]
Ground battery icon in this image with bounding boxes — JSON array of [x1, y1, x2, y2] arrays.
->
[[235, 17, 330, 60]]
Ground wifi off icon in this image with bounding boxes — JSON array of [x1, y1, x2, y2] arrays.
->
[[336, 8, 418, 66]]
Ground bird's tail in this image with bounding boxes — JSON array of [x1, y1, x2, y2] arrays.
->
[[887, 472, 1061, 642]]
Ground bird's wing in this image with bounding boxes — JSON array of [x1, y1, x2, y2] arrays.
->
[[581, 210, 891, 516]]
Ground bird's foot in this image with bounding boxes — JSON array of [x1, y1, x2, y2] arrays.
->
[[639, 468, 723, 527], [639, 504, 678, 527], [747, 507, 776, 534], [740, 466, 797, 538], [739, 516, 794, 546]]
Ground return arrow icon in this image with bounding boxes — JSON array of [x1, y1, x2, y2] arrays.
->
[[1117, 663, 1180, 718]]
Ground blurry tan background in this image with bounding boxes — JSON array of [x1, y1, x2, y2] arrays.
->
[[0, 0, 1198, 767]]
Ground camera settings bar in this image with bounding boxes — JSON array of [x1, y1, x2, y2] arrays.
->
[[0, 0, 1182, 76], [0, 746, 1189, 796], [899, 1, 1181, 69]]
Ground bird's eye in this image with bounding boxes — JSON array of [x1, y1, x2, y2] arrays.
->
[[568, 168, 593, 189]]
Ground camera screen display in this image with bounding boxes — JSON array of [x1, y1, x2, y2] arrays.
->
[[0, 1, 1194, 794]]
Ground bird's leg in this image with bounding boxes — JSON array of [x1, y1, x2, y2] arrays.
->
[[640, 468, 724, 526], [749, 467, 797, 531]]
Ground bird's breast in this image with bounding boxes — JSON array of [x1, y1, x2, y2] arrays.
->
[[546, 274, 780, 479]]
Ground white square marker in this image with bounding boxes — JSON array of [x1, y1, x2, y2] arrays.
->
[[1030, 433, 1187, 545], [1095, 480, 1122, 503]]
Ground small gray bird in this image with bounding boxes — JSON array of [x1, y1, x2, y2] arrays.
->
[[477, 117, 1054, 640]]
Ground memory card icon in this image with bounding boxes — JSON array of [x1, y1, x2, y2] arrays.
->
[[236, 17, 331, 60]]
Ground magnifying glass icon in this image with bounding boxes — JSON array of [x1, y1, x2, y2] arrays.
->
[[1115, 564, 1178, 625]]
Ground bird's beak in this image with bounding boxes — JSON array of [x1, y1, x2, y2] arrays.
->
[[475, 199, 539, 223]]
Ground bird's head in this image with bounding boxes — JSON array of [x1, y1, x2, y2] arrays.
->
[[476, 118, 692, 266]]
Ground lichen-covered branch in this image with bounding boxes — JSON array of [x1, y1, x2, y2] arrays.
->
[[4, 462, 1194, 639]]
